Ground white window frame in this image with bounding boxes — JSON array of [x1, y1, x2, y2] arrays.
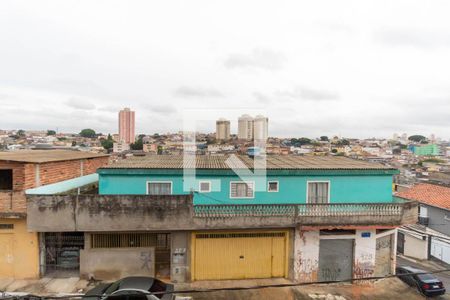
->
[[419, 205, 428, 218], [146, 181, 173, 195], [229, 181, 255, 199], [267, 181, 279, 192], [198, 181, 212, 193], [306, 180, 331, 203]]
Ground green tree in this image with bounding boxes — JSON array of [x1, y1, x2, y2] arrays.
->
[[408, 135, 427, 143], [337, 139, 350, 146], [320, 136, 329, 142], [157, 145, 163, 155], [331, 148, 338, 153], [47, 130, 56, 136], [130, 136, 143, 150], [79, 128, 96, 138], [101, 134, 114, 150], [17, 129, 25, 137]]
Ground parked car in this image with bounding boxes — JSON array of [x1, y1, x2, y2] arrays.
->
[[396, 266, 446, 297], [85, 277, 174, 300]]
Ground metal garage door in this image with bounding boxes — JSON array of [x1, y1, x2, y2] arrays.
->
[[0, 234, 14, 277], [318, 239, 353, 281], [192, 232, 287, 280], [375, 235, 392, 276], [431, 238, 450, 265]]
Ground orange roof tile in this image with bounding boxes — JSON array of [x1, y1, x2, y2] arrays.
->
[[396, 183, 450, 210]]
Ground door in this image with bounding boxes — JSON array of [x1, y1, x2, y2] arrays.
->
[[397, 232, 405, 254], [193, 232, 287, 280], [375, 235, 392, 276], [0, 234, 14, 277], [318, 239, 353, 281]]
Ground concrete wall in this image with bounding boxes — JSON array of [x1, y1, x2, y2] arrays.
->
[[99, 173, 395, 204], [404, 233, 428, 260], [26, 194, 418, 232], [426, 205, 450, 236], [293, 228, 395, 283], [294, 228, 319, 282], [80, 247, 155, 280], [170, 232, 189, 283], [0, 218, 39, 279]]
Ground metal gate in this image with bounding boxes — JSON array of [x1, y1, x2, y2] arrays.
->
[[192, 231, 287, 280], [431, 237, 450, 264], [43, 232, 84, 276], [375, 235, 392, 276], [319, 239, 354, 281]]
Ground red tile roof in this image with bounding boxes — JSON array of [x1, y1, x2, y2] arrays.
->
[[396, 183, 450, 210]]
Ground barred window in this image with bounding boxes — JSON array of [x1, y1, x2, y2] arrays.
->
[[147, 182, 172, 195], [0, 224, 13, 230], [199, 181, 211, 193], [268, 181, 279, 192], [230, 181, 254, 198]]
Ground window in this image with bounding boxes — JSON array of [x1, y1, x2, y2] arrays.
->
[[147, 181, 172, 195], [268, 181, 279, 192], [230, 181, 254, 198], [0, 224, 14, 230], [0, 169, 13, 190], [199, 181, 211, 193], [419, 205, 428, 218], [307, 181, 329, 203]]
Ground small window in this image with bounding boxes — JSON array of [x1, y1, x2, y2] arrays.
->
[[307, 181, 329, 203], [268, 181, 279, 192], [147, 182, 172, 195], [0, 224, 14, 230], [230, 181, 254, 198], [199, 181, 211, 193]]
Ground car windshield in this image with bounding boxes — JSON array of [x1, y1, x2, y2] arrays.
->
[[417, 274, 436, 281], [104, 281, 121, 295]]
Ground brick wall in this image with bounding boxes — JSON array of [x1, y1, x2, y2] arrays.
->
[[0, 156, 108, 215]]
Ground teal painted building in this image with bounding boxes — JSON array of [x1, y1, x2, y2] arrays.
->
[[98, 155, 398, 205], [410, 144, 439, 156]]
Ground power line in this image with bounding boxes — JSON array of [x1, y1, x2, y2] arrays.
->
[[2, 268, 450, 300]]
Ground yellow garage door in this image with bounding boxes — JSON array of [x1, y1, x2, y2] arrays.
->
[[0, 234, 14, 277], [193, 232, 287, 280]]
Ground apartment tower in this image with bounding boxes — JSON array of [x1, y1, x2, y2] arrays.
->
[[253, 115, 269, 142], [238, 114, 254, 140], [216, 118, 230, 141], [118, 107, 135, 144]]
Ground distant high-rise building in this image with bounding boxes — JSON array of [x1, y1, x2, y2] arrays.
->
[[118, 107, 135, 144], [216, 118, 230, 141], [253, 115, 268, 142], [238, 114, 254, 140]]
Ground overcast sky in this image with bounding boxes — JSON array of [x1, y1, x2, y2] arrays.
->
[[1, 0, 450, 139]]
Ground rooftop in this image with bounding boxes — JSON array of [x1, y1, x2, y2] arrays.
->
[[396, 183, 450, 211], [0, 150, 109, 163], [100, 154, 395, 170]]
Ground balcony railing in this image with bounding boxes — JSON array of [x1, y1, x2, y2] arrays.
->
[[193, 203, 404, 218]]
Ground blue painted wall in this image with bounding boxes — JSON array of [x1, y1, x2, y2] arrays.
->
[[98, 173, 394, 204]]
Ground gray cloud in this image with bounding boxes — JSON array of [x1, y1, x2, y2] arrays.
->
[[224, 48, 286, 71], [147, 104, 177, 114], [274, 86, 339, 101], [253, 92, 272, 104], [374, 29, 450, 48], [174, 86, 224, 98], [65, 97, 96, 110]]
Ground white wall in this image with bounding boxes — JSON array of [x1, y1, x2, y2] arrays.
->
[[404, 234, 428, 260]]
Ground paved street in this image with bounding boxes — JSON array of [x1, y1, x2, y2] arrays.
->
[[397, 255, 450, 298]]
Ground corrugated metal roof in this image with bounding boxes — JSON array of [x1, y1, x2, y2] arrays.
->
[[25, 173, 98, 195], [0, 150, 109, 163], [101, 155, 394, 170]]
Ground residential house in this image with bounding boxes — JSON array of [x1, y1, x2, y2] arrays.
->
[[396, 183, 450, 264], [26, 155, 417, 283], [0, 150, 109, 279]]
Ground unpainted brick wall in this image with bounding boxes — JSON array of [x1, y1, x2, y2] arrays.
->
[[0, 156, 109, 214]]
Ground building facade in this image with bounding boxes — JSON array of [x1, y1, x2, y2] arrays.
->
[[253, 115, 268, 143], [118, 107, 135, 144], [215, 118, 230, 141], [238, 114, 253, 140], [26, 155, 417, 283], [0, 150, 108, 279]]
